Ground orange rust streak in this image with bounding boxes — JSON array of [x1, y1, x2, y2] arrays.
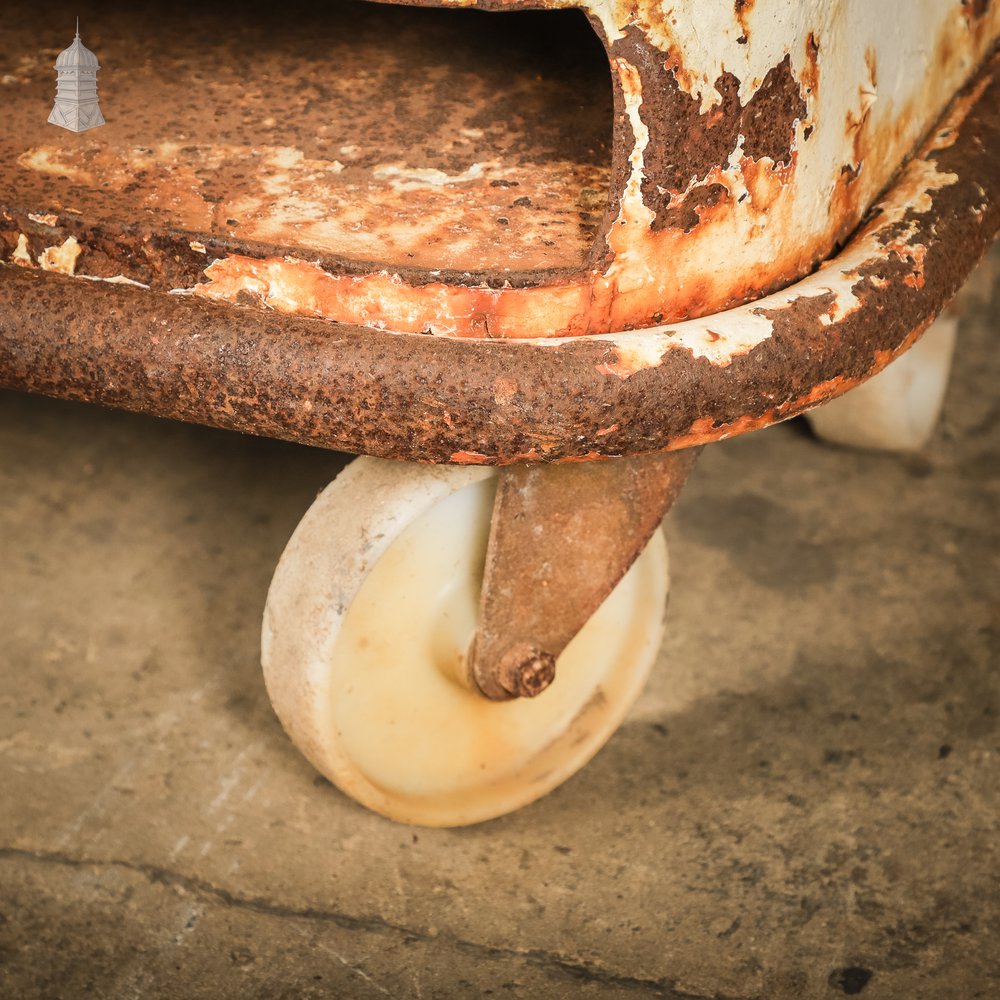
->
[[666, 376, 856, 450], [734, 0, 756, 40], [802, 33, 820, 102], [864, 47, 879, 91], [741, 154, 796, 213], [598, 157, 809, 333], [192, 198, 846, 342], [450, 447, 610, 465], [928, 73, 994, 151], [543, 451, 608, 464], [450, 451, 490, 465], [196, 256, 595, 339]]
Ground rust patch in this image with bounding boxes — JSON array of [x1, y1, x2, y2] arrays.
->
[[802, 32, 820, 105], [798, 32, 820, 146], [607, 29, 805, 233], [734, 0, 756, 42], [740, 57, 807, 165], [492, 377, 520, 405], [195, 255, 598, 338], [962, 0, 992, 22], [655, 182, 729, 232]]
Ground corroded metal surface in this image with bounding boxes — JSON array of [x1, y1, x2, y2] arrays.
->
[[1, 0, 997, 341], [0, 1, 610, 278], [471, 449, 698, 700], [193, 0, 1000, 337], [1, 47, 997, 464]]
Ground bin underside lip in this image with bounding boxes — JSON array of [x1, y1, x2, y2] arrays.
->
[[0, 48, 998, 464]]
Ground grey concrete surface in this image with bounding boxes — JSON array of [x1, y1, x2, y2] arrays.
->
[[1, 253, 998, 999]]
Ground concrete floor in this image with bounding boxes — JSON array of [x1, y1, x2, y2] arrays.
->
[[1, 253, 998, 1000]]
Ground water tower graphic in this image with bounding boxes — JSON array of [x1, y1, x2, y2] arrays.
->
[[49, 19, 105, 133]]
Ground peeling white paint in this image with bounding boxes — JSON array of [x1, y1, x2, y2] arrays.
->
[[372, 161, 500, 191], [534, 154, 961, 375], [11, 233, 32, 266], [613, 59, 654, 228], [38, 236, 81, 275], [79, 274, 150, 289]]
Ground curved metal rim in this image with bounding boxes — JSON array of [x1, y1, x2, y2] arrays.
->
[[0, 50, 998, 465]]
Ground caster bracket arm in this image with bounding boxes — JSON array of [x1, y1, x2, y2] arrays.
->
[[470, 448, 700, 700]]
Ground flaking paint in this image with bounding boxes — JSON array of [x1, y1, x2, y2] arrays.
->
[[4, 0, 999, 348], [194, 0, 1000, 338]]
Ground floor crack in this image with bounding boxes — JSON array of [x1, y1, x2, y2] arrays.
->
[[0, 846, 755, 1000]]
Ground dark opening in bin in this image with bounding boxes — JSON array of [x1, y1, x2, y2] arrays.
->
[[0, 0, 614, 277]]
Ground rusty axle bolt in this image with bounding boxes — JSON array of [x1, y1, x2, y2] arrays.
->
[[495, 641, 557, 699]]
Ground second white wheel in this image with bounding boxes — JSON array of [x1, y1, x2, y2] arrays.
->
[[805, 313, 957, 452]]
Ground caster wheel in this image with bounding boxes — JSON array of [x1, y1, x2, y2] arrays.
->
[[262, 457, 668, 827], [805, 312, 957, 452]]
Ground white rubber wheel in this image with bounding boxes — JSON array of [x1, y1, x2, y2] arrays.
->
[[261, 457, 668, 827], [805, 312, 957, 452]]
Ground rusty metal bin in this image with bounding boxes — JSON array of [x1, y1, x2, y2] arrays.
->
[[1, 0, 998, 825]]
